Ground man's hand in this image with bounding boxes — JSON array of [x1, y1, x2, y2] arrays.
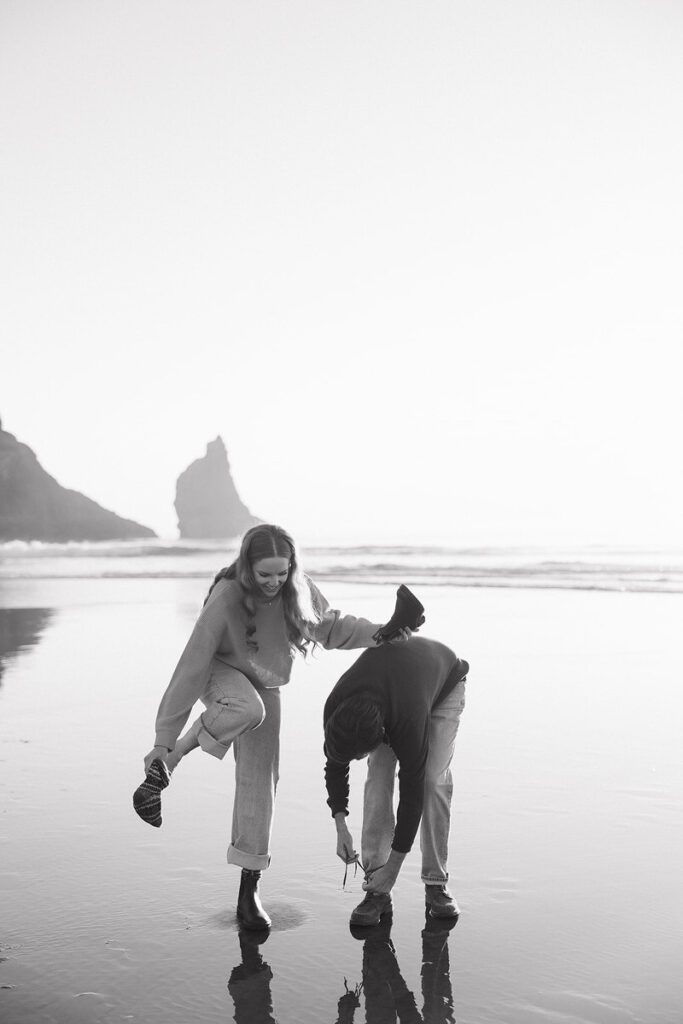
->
[[362, 849, 406, 893], [335, 813, 357, 863]]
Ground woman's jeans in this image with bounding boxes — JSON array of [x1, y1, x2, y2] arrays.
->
[[188, 659, 281, 871], [361, 679, 466, 884]]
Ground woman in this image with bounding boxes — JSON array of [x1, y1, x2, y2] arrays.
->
[[133, 524, 401, 929]]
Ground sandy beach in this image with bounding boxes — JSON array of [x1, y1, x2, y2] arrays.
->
[[1, 574, 682, 1023]]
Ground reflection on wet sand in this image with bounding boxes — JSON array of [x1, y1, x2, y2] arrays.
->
[[228, 931, 276, 1024], [0, 607, 53, 685], [350, 914, 457, 1024], [227, 915, 457, 1024]]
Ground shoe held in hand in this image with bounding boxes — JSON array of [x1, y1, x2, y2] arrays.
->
[[373, 584, 425, 643]]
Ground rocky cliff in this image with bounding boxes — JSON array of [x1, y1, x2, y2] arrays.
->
[[175, 437, 259, 539], [0, 421, 156, 542]]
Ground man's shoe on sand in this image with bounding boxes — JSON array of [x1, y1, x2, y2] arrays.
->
[[425, 884, 460, 918], [350, 892, 393, 926]]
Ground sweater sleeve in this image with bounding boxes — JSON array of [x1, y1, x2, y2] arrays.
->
[[390, 719, 430, 854], [324, 754, 350, 818], [307, 580, 380, 651], [153, 594, 227, 749]]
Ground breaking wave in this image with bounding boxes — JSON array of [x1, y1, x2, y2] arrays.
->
[[1, 540, 682, 593]]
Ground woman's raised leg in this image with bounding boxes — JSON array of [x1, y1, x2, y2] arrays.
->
[[169, 664, 266, 771], [134, 665, 265, 828]]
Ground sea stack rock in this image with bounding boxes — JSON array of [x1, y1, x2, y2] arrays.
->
[[174, 437, 259, 539], [0, 421, 156, 541]]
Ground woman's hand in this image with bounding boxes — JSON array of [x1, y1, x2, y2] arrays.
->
[[143, 745, 170, 774], [387, 627, 412, 643], [374, 625, 416, 645]]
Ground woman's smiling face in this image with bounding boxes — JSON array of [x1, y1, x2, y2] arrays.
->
[[252, 556, 290, 599]]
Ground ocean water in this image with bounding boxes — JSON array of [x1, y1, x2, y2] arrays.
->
[[1, 544, 682, 1023], [1, 539, 683, 592]]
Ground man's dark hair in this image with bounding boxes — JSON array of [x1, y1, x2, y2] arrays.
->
[[325, 696, 385, 763]]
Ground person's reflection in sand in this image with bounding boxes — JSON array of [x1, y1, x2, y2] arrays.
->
[[227, 929, 276, 1024], [0, 608, 53, 687], [420, 914, 457, 1024], [227, 914, 456, 1024], [343, 913, 457, 1024], [335, 979, 362, 1024]]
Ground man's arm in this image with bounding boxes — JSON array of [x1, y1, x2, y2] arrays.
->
[[334, 812, 356, 863], [325, 755, 350, 816], [362, 721, 429, 894], [325, 756, 357, 862]]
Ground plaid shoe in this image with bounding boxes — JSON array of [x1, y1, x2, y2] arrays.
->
[[133, 758, 170, 828]]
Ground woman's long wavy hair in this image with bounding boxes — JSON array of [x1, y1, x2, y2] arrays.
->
[[204, 524, 321, 655]]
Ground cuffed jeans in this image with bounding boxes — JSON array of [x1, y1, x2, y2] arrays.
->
[[190, 660, 281, 871], [361, 679, 466, 883]]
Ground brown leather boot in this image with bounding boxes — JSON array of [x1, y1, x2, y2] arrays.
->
[[236, 869, 271, 930]]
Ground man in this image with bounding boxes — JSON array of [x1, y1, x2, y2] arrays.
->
[[323, 636, 468, 926]]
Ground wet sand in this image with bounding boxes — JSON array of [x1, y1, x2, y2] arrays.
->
[[1, 578, 681, 1023]]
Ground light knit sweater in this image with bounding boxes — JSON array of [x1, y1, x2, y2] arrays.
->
[[154, 577, 380, 750]]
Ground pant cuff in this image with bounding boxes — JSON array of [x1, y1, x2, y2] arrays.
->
[[227, 844, 271, 871], [197, 723, 232, 760], [422, 874, 449, 884]]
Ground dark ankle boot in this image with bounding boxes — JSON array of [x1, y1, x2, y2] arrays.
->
[[237, 869, 271, 930], [373, 584, 425, 643]]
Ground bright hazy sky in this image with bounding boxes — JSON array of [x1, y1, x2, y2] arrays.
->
[[2, 1, 681, 545]]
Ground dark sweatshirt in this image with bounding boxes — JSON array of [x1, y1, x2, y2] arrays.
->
[[323, 636, 469, 854]]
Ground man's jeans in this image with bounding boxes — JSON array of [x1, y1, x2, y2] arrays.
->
[[361, 679, 466, 883]]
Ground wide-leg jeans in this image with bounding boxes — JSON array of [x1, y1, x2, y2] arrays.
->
[[188, 660, 281, 871]]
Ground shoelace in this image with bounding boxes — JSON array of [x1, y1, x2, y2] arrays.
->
[[342, 978, 363, 1000], [342, 854, 373, 891]]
